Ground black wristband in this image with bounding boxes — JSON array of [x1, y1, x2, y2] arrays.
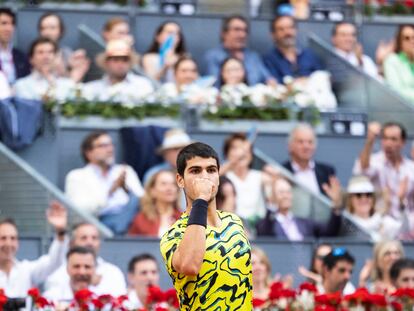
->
[[188, 199, 208, 227]]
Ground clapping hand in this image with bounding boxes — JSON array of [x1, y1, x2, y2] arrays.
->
[[322, 176, 343, 209]]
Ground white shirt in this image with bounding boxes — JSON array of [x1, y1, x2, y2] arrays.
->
[[276, 212, 303, 241], [126, 290, 143, 309], [291, 160, 320, 195], [226, 169, 266, 220], [65, 164, 144, 215], [0, 71, 11, 99], [0, 45, 16, 84], [334, 48, 380, 80], [13, 71, 75, 101], [43, 257, 126, 300], [83, 73, 154, 104], [0, 237, 68, 298]]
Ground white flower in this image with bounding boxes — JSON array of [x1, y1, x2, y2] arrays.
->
[[294, 93, 313, 107], [296, 291, 315, 310]]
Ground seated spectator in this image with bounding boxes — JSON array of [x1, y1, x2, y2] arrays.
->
[[216, 175, 237, 213], [44, 222, 126, 296], [263, 15, 323, 84], [319, 248, 355, 294], [37, 12, 90, 83], [83, 39, 154, 104], [14, 37, 75, 102], [299, 243, 332, 284], [283, 123, 336, 197], [44, 246, 96, 302], [0, 8, 30, 85], [128, 170, 182, 237], [218, 57, 247, 88], [383, 24, 414, 103], [204, 15, 273, 86], [256, 177, 342, 240], [127, 253, 160, 309], [143, 128, 192, 184], [0, 202, 68, 297], [0, 70, 11, 99], [345, 176, 406, 241], [353, 122, 414, 219], [252, 247, 272, 301], [142, 21, 187, 83], [65, 131, 144, 235], [390, 258, 414, 289], [331, 22, 380, 79], [359, 240, 404, 294]]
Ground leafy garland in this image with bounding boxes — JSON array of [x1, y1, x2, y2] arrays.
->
[[364, 2, 414, 16]]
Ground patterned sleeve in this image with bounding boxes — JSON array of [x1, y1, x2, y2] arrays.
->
[[159, 219, 186, 277]]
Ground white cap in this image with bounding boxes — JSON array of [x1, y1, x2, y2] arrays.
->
[[347, 176, 375, 194]]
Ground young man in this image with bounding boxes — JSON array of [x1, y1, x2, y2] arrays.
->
[[160, 142, 252, 310], [390, 258, 414, 289]]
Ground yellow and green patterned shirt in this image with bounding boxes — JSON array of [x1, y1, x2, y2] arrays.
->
[[160, 211, 253, 310]]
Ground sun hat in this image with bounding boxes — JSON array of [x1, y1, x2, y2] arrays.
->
[[157, 129, 192, 154], [347, 175, 375, 194]]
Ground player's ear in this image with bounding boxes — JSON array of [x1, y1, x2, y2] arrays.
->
[[176, 173, 184, 189]]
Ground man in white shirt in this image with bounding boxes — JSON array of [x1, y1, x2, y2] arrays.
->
[[14, 37, 75, 102], [127, 253, 160, 309], [65, 131, 144, 234], [0, 201, 68, 297], [44, 222, 126, 297], [332, 22, 380, 80], [83, 39, 153, 104]]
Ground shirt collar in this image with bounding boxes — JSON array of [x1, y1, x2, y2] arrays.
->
[[103, 72, 131, 85], [291, 160, 315, 172], [276, 211, 294, 223]]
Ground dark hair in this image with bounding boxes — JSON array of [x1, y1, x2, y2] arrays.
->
[[37, 12, 65, 41], [310, 243, 332, 276], [223, 132, 251, 158], [218, 57, 247, 88], [331, 21, 356, 37], [221, 15, 249, 34], [322, 248, 355, 271], [271, 15, 296, 33], [71, 222, 100, 236], [28, 37, 58, 58], [390, 258, 414, 282], [0, 218, 17, 230], [80, 131, 109, 163], [146, 21, 186, 55], [128, 253, 158, 273], [174, 55, 198, 73], [381, 122, 407, 141], [395, 24, 414, 54], [0, 7, 16, 25], [66, 246, 96, 261], [216, 175, 236, 211], [176, 142, 220, 177]]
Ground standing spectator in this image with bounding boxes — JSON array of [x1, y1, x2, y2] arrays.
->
[[14, 37, 75, 102], [127, 253, 160, 309], [65, 131, 144, 235], [0, 202, 68, 297], [128, 170, 182, 237], [204, 15, 273, 86], [283, 123, 336, 197], [331, 22, 380, 79], [0, 8, 30, 85], [142, 21, 187, 83], [383, 24, 414, 103], [353, 121, 414, 219], [263, 15, 323, 84], [38, 12, 90, 83], [44, 222, 126, 296], [390, 258, 414, 289], [83, 39, 154, 104]]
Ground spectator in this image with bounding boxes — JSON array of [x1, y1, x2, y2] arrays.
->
[[331, 22, 380, 79], [142, 21, 187, 83], [345, 176, 406, 241], [319, 248, 355, 294], [263, 15, 323, 84], [252, 247, 272, 301], [14, 37, 75, 102], [143, 128, 192, 184], [0, 70, 10, 99], [44, 246, 97, 302], [283, 123, 336, 197], [0, 202, 68, 297], [204, 15, 273, 86], [359, 240, 404, 294], [128, 170, 182, 237], [216, 175, 237, 213], [390, 258, 414, 289], [383, 24, 414, 103], [127, 253, 160, 309], [353, 121, 414, 219], [0, 8, 30, 85], [37, 12, 90, 83], [218, 56, 247, 88], [83, 39, 154, 104], [256, 177, 342, 240], [65, 131, 144, 235], [299, 243, 332, 284], [44, 222, 126, 296]]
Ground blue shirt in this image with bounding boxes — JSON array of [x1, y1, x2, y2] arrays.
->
[[263, 47, 323, 83], [204, 45, 271, 86]]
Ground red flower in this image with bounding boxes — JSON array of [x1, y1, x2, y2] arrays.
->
[[0, 292, 7, 307], [391, 301, 403, 311], [98, 294, 114, 305], [392, 288, 414, 299], [154, 306, 168, 311], [344, 287, 371, 305], [164, 288, 179, 308], [369, 293, 388, 307], [27, 288, 40, 299], [147, 286, 166, 304], [299, 282, 318, 294], [74, 288, 94, 304], [268, 281, 296, 300], [315, 292, 342, 306], [36, 297, 53, 308], [314, 306, 336, 311], [252, 298, 266, 307], [92, 298, 104, 309]]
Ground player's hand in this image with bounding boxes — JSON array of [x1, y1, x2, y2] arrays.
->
[[193, 178, 215, 202]]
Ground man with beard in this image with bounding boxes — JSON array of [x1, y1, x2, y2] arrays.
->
[[65, 131, 144, 234], [263, 15, 323, 84]]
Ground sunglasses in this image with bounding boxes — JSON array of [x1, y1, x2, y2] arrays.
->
[[106, 56, 130, 62], [352, 193, 374, 198]]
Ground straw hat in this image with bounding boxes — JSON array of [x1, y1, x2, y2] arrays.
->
[[157, 129, 192, 154], [95, 39, 139, 69], [347, 175, 375, 194]]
